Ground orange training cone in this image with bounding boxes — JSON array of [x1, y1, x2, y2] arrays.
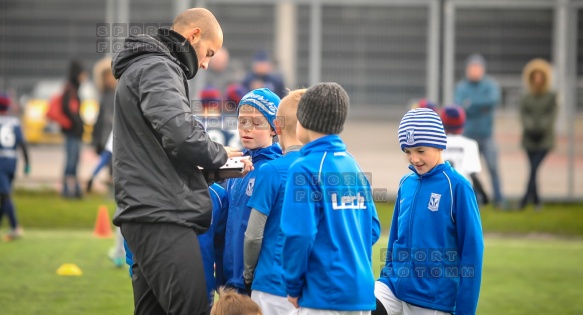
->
[[93, 205, 113, 238]]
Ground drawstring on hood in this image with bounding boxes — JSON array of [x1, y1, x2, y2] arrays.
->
[[112, 28, 199, 80]]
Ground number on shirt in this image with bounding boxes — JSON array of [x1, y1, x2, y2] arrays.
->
[[0, 124, 16, 148]]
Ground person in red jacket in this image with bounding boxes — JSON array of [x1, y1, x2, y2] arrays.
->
[[61, 60, 87, 199]]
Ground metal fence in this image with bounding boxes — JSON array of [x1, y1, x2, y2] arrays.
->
[[1, 0, 581, 113], [0, 0, 581, 200]]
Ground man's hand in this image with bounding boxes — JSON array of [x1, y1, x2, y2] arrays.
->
[[241, 157, 253, 175], [223, 146, 254, 175], [287, 295, 299, 309], [224, 146, 243, 158]]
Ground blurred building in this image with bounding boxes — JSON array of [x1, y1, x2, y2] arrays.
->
[[0, 0, 582, 117]]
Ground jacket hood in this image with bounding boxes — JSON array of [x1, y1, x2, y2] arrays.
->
[[522, 58, 552, 94], [112, 28, 199, 80]]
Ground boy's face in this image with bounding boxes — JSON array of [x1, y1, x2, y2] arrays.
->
[[296, 120, 310, 144], [238, 105, 274, 149], [403, 146, 443, 175]]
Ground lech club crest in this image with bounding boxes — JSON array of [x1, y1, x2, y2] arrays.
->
[[406, 129, 415, 145], [246, 178, 255, 197], [428, 193, 441, 211]]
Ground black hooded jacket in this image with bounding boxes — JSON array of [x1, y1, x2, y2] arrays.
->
[[111, 29, 228, 232]]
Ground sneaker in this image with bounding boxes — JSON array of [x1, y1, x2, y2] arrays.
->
[[2, 230, 23, 242], [108, 247, 124, 268], [112, 257, 124, 268], [495, 200, 512, 211]]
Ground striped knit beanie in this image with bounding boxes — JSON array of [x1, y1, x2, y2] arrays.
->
[[398, 108, 447, 151]]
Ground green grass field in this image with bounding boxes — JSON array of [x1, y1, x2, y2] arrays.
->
[[1, 190, 583, 314]]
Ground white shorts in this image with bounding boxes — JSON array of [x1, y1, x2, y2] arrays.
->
[[297, 309, 371, 315], [251, 290, 297, 315], [374, 281, 450, 315]]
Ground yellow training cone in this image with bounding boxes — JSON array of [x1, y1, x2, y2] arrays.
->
[[56, 263, 83, 276]]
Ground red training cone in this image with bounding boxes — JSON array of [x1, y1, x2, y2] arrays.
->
[[93, 205, 113, 238]]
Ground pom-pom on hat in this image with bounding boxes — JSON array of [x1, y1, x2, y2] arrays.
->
[[238, 88, 280, 131], [200, 86, 222, 104], [440, 106, 466, 134], [226, 83, 247, 104], [296, 82, 349, 135], [415, 98, 439, 112], [398, 108, 447, 151], [0, 93, 10, 112]]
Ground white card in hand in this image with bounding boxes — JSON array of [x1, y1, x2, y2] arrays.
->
[[219, 156, 250, 170]]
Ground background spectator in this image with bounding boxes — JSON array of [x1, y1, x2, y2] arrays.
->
[[206, 47, 246, 95], [454, 53, 506, 209], [0, 92, 29, 241], [518, 58, 558, 210], [61, 60, 87, 199], [441, 105, 489, 205], [92, 57, 116, 156], [242, 51, 286, 98]]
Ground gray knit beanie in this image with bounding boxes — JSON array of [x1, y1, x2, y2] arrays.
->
[[296, 82, 349, 135]]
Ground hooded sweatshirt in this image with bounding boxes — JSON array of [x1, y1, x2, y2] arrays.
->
[[111, 28, 228, 232]]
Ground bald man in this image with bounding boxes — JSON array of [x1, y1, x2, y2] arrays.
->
[[111, 8, 248, 315], [243, 89, 306, 314]]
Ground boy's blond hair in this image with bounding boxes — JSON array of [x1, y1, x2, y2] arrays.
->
[[276, 88, 307, 138], [211, 288, 262, 315]]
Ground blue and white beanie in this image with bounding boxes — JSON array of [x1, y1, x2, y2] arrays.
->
[[237, 88, 280, 130], [398, 108, 447, 151]]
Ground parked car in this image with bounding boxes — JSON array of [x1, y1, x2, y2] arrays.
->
[[21, 80, 99, 144]]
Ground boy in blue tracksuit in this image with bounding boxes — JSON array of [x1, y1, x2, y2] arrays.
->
[[0, 93, 30, 241], [124, 182, 229, 306], [223, 88, 282, 292], [280, 83, 381, 314], [200, 183, 230, 303], [243, 89, 306, 314], [374, 108, 484, 315]]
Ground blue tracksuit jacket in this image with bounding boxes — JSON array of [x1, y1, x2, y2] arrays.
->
[[280, 135, 381, 311], [247, 149, 301, 296], [378, 162, 484, 315], [223, 143, 282, 290]]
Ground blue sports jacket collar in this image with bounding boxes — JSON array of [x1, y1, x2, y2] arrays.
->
[[299, 135, 346, 156], [244, 142, 282, 163], [408, 161, 452, 178]]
